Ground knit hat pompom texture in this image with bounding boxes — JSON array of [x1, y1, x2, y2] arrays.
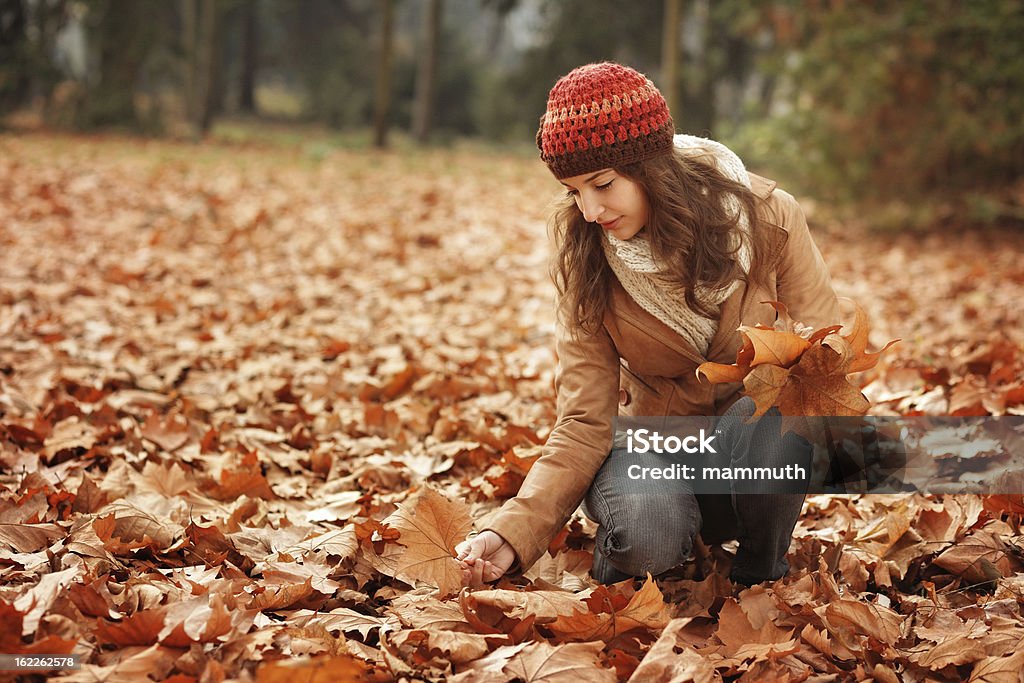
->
[[537, 62, 675, 179]]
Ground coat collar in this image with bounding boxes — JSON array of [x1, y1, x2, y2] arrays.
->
[[607, 172, 789, 365]]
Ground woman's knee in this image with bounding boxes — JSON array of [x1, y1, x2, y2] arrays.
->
[[594, 494, 701, 577]]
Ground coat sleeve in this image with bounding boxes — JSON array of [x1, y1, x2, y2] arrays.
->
[[770, 189, 841, 330], [482, 312, 620, 572]]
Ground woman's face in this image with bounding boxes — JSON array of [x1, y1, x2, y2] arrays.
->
[[560, 169, 649, 241]]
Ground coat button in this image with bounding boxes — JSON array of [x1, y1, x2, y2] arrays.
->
[[619, 389, 631, 406]]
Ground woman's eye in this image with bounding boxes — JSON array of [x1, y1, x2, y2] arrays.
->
[[565, 189, 579, 197], [595, 180, 614, 191]]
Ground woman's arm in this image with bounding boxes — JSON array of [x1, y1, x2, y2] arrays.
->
[[770, 189, 841, 329], [468, 314, 621, 576]]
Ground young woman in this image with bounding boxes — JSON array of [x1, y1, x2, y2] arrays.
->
[[457, 62, 839, 587]]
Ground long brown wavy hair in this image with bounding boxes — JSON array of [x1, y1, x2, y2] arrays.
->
[[551, 145, 775, 336]]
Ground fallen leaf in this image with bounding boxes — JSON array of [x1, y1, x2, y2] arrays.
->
[[502, 640, 616, 682], [547, 575, 670, 642], [368, 486, 472, 597]]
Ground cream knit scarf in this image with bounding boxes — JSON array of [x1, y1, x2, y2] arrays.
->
[[602, 134, 752, 357]]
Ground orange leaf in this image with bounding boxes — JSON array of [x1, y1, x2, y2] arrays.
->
[[547, 575, 669, 642], [779, 345, 871, 417], [501, 641, 616, 682], [368, 486, 472, 597], [743, 364, 791, 417], [140, 411, 190, 452], [740, 325, 811, 368], [256, 654, 369, 683], [629, 617, 719, 682], [696, 360, 749, 384], [95, 609, 167, 646], [837, 298, 900, 373]]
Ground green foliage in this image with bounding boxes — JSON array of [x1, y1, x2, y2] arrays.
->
[[272, 0, 376, 128], [745, 0, 1024, 204]]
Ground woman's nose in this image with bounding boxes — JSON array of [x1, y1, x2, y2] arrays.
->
[[578, 194, 603, 223]]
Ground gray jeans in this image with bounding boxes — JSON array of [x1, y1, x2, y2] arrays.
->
[[583, 397, 811, 585]]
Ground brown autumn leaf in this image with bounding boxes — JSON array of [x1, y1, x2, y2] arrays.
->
[[136, 460, 193, 497], [255, 654, 369, 683], [740, 324, 811, 368], [776, 343, 872, 417], [933, 530, 1016, 584], [43, 416, 98, 459], [68, 578, 121, 620], [0, 522, 64, 553], [462, 586, 590, 624], [159, 593, 239, 647], [969, 650, 1024, 682], [818, 599, 904, 650], [628, 617, 721, 683], [304, 607, 390, 639], [0, 601, 78, 655], [94, 609, 168, 647], [389, 594, 472, 635], [248, 577, 317, 611], [93, 503, 181, 553], [547, 575, 670, 643], [204, 450, 277, 501], [704, 598, 797, 662], [501, 641, 616, 683], [911, 633, 990, 670], [368, 486, 472, 597], [140, 411, 190, 451]]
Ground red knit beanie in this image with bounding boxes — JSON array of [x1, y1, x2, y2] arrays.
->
[[537, 62, 675, 179]]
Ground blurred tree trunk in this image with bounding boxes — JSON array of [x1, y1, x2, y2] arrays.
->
[[660, 0, 680, 121], [0, 0, 31, 115], [182, 0, 223, 138], [28, 0, 68, 115], [203, 1, 228, 128], [81, 0, 152, 128], [373, 0, 394, 148], [238, 0, 258, 113], [412, 0, 442, 143], [680, 0, 713, 134]]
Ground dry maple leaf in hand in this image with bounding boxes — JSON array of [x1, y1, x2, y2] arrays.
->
[[697, 299, 899, 420], [365, 486, 472, 598]]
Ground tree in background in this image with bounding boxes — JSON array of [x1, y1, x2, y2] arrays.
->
[[77, 0, 167, 130], [475, 0, 663, 142], [0, 0, 69, 118], [181, 0, 227, 138], [661, 0, 681, 119], [0, 0, 31, 116], [5, 0, 1021, 219], [745, 0, 1024, 207], [237, 0, 258, 114], [276, 0, 376, 129], [374, 0, 395, 147], [412, 0, 443, 143]]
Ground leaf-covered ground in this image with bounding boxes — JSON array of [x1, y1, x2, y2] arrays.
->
[[1, 131, 1024, 682]]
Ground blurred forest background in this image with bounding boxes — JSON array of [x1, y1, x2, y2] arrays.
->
[[2, 0, 1023, 226]]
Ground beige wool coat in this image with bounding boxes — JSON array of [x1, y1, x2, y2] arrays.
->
[[484, 173, 842, 572]]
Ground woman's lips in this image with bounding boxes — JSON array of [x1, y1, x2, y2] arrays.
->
[[600, 217, 621, 230]]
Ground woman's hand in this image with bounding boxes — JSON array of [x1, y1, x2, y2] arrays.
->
[[455, 530, 516, 588]]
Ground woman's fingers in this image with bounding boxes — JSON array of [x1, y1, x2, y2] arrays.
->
[[456, 532, 511, 588], [468, 554, 487, 588]]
